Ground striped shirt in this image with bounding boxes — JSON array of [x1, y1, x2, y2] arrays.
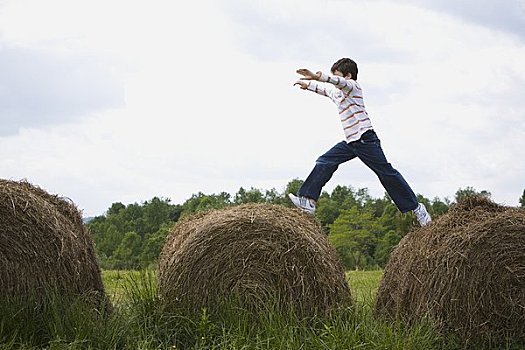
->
[[306, 72, 373, 143]]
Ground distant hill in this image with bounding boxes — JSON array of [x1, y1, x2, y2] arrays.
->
[[83, 217, 95, 224]]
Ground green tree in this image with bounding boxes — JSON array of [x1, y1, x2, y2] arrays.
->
[[430, 196, 450, 216], [264, 188, 286, 205], [455, 186, 491, 203], [88, 197, 181, 269], [110, 231, 143, 269], [329, 206, 384, 270], [181, 192, 231, 214], [316, 194, 342, 231], [141, 197, 178, 235], [284, 179, 303, 200], [139, 223, 172, 267], [95, 224, 121, 258], [106, 202, 125, 216], [87, 181, 457, 271], [234, 187, 265, 204], [365, 192, 392, 217], [316, 185, 358, 230], [374, 230, 401, 267], [379, 203, 413, 237], [330, 185, 358, 208], [355, 188, 373, 208], [519, 190, 525, 208]]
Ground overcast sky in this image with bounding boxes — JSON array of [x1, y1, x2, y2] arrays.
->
[[1, 0, 524, 217]]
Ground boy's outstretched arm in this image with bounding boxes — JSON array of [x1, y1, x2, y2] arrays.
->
[[294, 68, 332, 98], [293, 81, 309, 89], [296, 68, 321, 81], [298, 67, 353, 91], [294, 68, 317, 90]]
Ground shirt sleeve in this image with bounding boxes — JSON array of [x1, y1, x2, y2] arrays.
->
[[305, 81, 339, 100], [318, 72, 354, 93]]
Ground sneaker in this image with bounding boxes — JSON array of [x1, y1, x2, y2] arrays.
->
[[288, 193, 316, 214], [413, 202, 432, 226]]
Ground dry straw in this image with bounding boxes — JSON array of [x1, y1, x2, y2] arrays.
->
[[376, 195, 525, 345], [158, 203, 351, 317], [0, 179, 106, 305]]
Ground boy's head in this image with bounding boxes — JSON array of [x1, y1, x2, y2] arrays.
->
[[331, 58, 358, 80]]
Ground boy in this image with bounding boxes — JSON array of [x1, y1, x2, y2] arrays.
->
[[288, 58, 431, 226]]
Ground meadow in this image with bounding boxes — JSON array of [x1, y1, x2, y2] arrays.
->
[[0, 270, 522, 350]]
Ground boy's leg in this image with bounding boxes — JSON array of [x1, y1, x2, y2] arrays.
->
[[353, 131, 418, 213], [298, 141, 356, 201]]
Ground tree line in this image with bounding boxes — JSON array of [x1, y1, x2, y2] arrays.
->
[[87, 181, 525, 270]]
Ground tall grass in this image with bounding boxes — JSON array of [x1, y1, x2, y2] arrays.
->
[[111, 269, 440, 349], [1, 270, 522, 349], [0, 288, 125, 349]]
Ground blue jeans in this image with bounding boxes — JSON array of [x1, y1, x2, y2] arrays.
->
[[298, 130, 418, 213]]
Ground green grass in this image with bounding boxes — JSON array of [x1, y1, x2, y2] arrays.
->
[[0, 270, 522, 349], [346, 270, 383, 304], [102, 269, 145, 302]]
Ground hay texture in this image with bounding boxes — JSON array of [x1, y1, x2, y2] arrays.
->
[[376, 195, 525, 345], [0, 179, 106, 304], [158, 203, 351, 316]]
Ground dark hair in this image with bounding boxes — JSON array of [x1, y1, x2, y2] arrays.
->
[[331, 58, 358, 80]]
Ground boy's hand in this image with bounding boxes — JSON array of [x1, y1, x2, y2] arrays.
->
[[294, 81, 308, 89], [296, 68, 321, 80]]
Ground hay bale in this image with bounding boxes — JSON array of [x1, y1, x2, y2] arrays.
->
[[376, 195, 525, 345], [158, 203, 351, 316], [0, 179, 106, 305]]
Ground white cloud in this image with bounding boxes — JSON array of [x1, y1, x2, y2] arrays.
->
[[0, 45, 124, 135], [379, 0, 525, 41]]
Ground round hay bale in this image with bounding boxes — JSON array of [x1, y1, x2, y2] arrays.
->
[[376, 195, 525, 345], [0, 179, 107, 305], [158, 203, 351, 317]]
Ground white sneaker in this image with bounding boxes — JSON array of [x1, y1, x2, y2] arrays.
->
[[288, 193, 316, 214], [413, 202, 432, 226]]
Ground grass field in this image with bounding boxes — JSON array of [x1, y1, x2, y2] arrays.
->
[[102, 269, 384, 306], [101, 269, 440, 350], [0, 270, 522, 349]]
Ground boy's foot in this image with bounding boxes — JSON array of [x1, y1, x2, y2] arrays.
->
[[413, 202, 432, 226], [288, 193, 316, 214]]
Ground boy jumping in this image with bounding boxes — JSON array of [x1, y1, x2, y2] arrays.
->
[[288, 58, 431, 226]]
